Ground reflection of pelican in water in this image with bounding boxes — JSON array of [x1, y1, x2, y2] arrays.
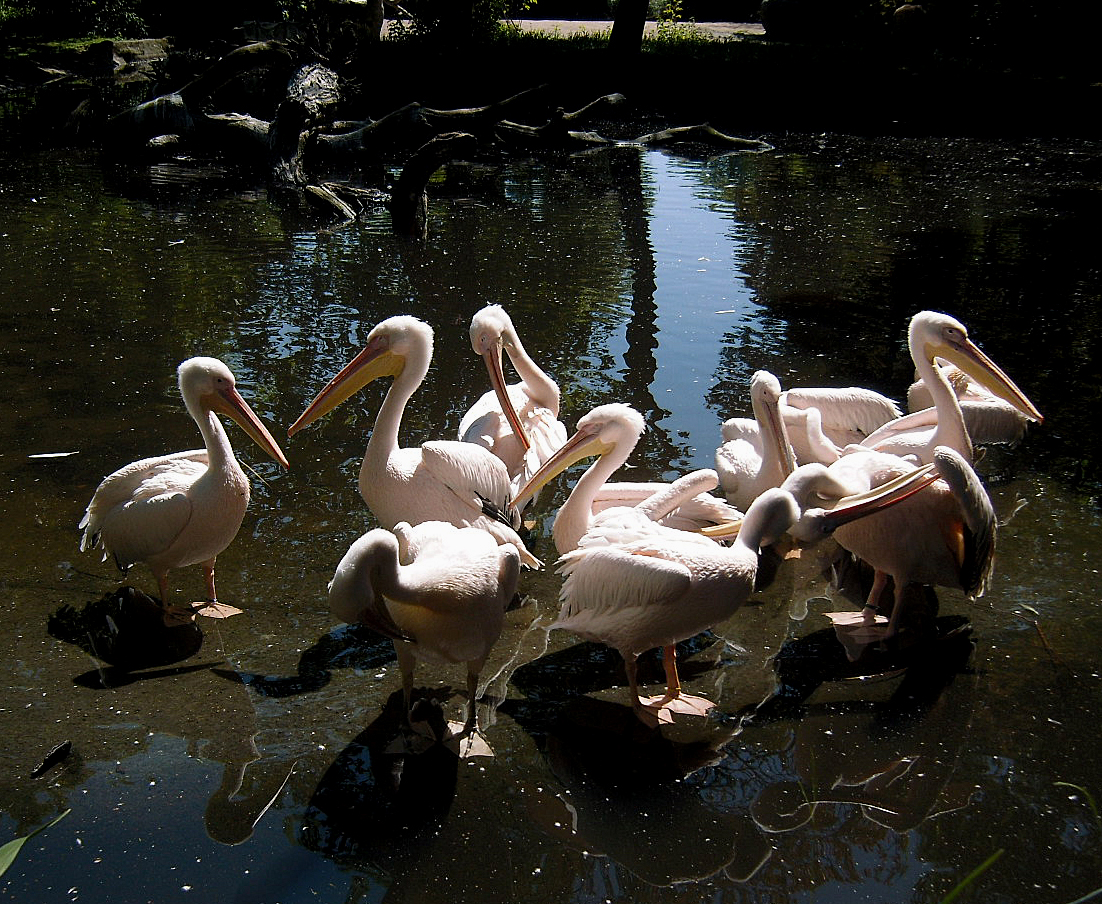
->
[[748, 615, 977, 833], [79, 357, 289, 621], [327, 520, 520, 735], [202, 734, 297, 846], [497, 692, 772, 885]]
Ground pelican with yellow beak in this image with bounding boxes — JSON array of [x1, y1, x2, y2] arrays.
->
[[288, 315, 539, 569], [79, 357, 289, 619], [859, 310, 1042, 464]]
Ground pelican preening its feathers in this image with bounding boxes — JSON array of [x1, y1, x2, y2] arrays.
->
[[459, 304, 568, 499], [328, 520, 521, 731], [79, 357, 289, 620]]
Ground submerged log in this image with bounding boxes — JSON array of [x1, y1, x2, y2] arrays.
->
[[390, 131, 477, 238]]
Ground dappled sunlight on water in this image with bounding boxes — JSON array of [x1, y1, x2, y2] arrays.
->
[[0, 135, 1100, 903]]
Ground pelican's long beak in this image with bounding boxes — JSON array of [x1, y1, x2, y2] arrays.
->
[[288, 337, 401, 437], [483, 343, 530, 452], [212, 385, 290, 469], [763, 395, 797, 479], [933, 336, 1043, 423], [809, 461, 939, 530], [511, 423, 612, 511], [701, 462, 940, 540]]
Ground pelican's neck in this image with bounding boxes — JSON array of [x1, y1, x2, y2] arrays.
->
[[365, 334, 432, 471], [911, 328, 972, 463], [553, 436, 637, 554], [506, 330, 559, 414], [197, 406, 237, 473], [736, 489, 798, 554]]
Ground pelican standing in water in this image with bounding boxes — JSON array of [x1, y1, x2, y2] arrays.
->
[[715, 370, 798, 510], [784, 445, 993, 640], [328, 520, 521, 732], [859, 310, 1042, 464], [79, 357, 289, 620], [513, 403, 931, 723], [288, 316, 539, 568], [459, 304, 567, 498]]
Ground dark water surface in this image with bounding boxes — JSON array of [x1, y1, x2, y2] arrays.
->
[[1, 135, 1100, 903]]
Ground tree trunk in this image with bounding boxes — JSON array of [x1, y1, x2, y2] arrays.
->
[[609, 0, 649, 60]]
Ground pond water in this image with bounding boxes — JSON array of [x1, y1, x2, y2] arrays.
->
[[1, 132, 1100, 904]]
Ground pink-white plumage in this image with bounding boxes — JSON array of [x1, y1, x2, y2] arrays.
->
[[79, 357, 289, 616], [328, 520, 520, 729], [716, 370, 798, 510], [288, 316, 539, 569]]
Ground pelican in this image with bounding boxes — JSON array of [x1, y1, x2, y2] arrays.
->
[[784, 445, 993, 639], [553, 470, 933, 725], [288, 316, 540, 569], [780, 385, 903, 448], [715, 370, 798, 510], [79, 357, 289, 619], [859, 311, 1042, 464], [328, 520, 521, 731], [906, 360, 1034, 447], [459, 304, 567, 497], [511, 403, 740, 556]]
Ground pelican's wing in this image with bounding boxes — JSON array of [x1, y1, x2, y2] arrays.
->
[[457, 397, 501, 449], [932, 446, 995, 599], [556, 545, 691, 625], [95, 489, 195, 570], [420, 439, 515, 517], [720, 416, 762, 447], [781, 387, 902, 438], [79, 451, 207, 557]]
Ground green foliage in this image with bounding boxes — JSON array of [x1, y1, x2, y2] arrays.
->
[[0, 810, 70, 880], [386, 0, 534, 42]]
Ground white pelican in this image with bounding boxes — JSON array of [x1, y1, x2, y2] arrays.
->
[[859, 311, 1042, 464], [328, 520, 521, 730], [907, 360, 1034, 447], [458, 304, 568, 497], [720, 402, 843, 467], [784, 445, 993, 639], [79, 357, 289, 619], [287, 316, 540, 569], [780, 385, 903, 448], [511, 403, 740, 556], [553, 470, 933, 725], [715, 370, 798, 510]]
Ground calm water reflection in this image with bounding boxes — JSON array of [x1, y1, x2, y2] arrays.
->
[[1, 135, 1100, 904]]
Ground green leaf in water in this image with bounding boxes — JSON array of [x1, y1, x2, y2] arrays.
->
[[939, 847, 1004, 904], [1054, 781, 1101, 826], [0, 809, 71, 879]]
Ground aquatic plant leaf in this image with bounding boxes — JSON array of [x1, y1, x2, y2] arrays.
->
[[0, 809, 71, 879]]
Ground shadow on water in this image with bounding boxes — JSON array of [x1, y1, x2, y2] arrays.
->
[[46, 587, 300, 847]]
